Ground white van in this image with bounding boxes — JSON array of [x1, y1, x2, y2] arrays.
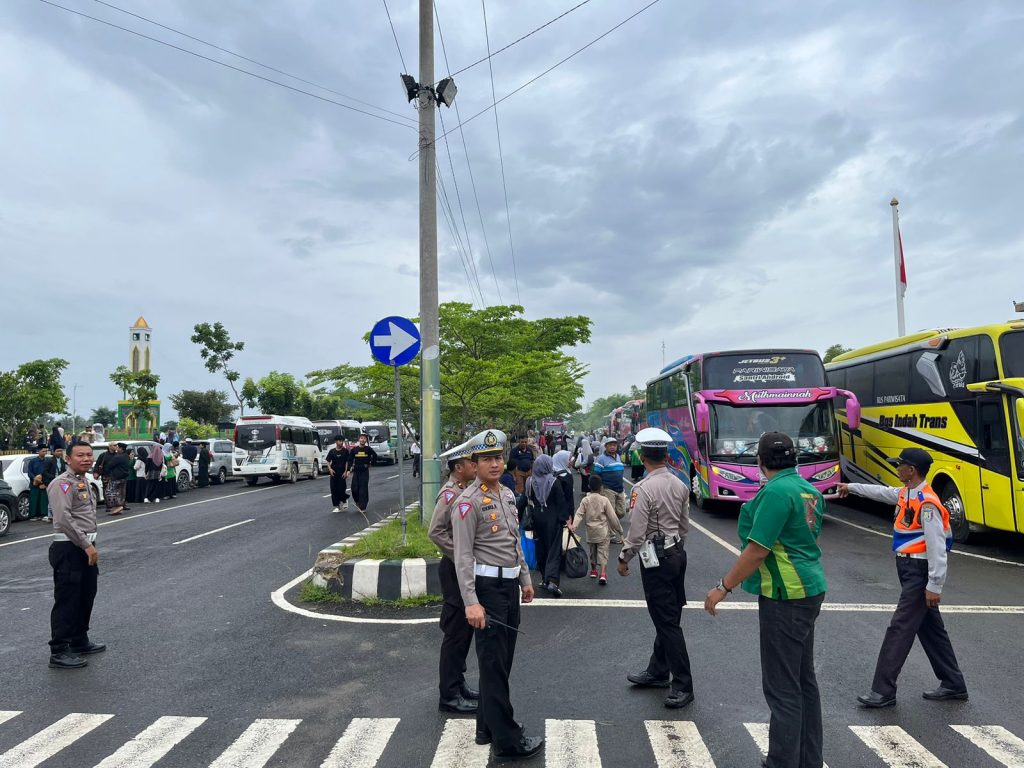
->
[[233, 415, 322, 485], [313, 419, 363, 450], [360, 421, 394, 464]]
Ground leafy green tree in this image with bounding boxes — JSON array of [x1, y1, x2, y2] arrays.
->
[[0, 358, 70, 444], [823, 343, 853, 363], [109, 365, 133, 399], [169, 389, 234, 425], [191, 322, 247, 415], [569, 392, 633, 433], [89, 406, 118, 426], [309, 303, 591, 438], [176, 416, 218, 440], [249, 371, 302, 415]]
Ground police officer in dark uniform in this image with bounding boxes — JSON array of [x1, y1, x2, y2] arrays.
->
[[347, 433, 377, 512], [428, 438, 479, 714], [453, 430, 543, 763], [46, 442, 105, 669], [617, 427, 694, 708]]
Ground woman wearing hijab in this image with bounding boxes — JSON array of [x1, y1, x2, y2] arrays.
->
[[552, 450, 574, 515], [574, 435, 595, 496], [526, 454, 568, 597], [144, 442, 164, 502]]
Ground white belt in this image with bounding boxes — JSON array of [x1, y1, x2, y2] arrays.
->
[[53, 532, 97, 543], [474, 563, 521, 579], [895, 551, 928, 560]]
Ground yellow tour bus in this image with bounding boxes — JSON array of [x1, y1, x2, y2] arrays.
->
[[825, 320, 1024, 542]]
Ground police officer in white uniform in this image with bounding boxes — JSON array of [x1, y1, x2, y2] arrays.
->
[[617, 427, 694, 708], [452, 429, 544, 763]]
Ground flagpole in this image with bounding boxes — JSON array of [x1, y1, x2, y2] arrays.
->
[[891, 197, 906, 337]]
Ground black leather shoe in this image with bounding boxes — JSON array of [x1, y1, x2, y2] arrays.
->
[[857, 691, 897, 708], [627, 670, 670, 688], [475, 729, 492, 746], [494, 735, 544, 763], [69, 642, 106, 655], [49, 652, 88, 669], [460, 684, 479, 700], [923, 686, 968, 701], [664, 690, 695, 709], [542, 582, 562, 597], [438, 695, 478, 714]]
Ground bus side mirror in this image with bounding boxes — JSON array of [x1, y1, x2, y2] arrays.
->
[[847, 398, 861, 431], [695, 402, 710, 434]]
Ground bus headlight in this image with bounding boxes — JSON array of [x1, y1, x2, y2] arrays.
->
[[713, 467, 746, 483], [810, 465, 840, 482]]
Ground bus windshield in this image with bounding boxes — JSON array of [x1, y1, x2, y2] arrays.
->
[[1000, 331, 1024, 377], [703, 353, 826, 389], [237, 424, 276, 452], [363, 425, 390, 442], [316, 426, 340, 445], [709, 401, 836, 464]]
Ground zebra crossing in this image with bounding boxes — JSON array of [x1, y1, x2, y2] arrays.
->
[[2, 710, 1024, 767]]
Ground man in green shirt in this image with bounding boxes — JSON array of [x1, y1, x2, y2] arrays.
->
[[704, 432, 826, 768]]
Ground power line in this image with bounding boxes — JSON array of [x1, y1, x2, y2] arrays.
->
[[92, 0, 416, 124], [438, 110, 487, 305], [435, 3, 498, 303], [381, 0, 409, 74], [481, 0, 521, 305], [440, 0, 594, 82], [434, 1, 501, 305], [436, 167, 486, 307], [427, 0, 663, 149], [35, 0, 417, 130]]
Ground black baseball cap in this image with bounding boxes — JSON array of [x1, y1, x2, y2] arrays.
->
[[887, 447, 932, 474], [757, 432, 795, 459]]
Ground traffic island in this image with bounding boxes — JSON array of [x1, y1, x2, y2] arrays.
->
[[310, 508, 444, 602]]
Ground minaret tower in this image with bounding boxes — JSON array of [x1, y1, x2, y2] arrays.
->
[[130, 316, 152, 372]]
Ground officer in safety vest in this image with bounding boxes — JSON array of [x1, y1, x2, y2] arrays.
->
[[617, 427, 694, 709], [452, 429, 543, 763], [427, 438, 479, 715], [837, 447, 968, 707]]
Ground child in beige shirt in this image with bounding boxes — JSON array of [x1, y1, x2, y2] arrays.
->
[[570, 475, 623, 584]]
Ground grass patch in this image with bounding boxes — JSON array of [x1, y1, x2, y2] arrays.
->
[[360, 594, 443, 608], [299, 580, 343, 604], [340, 513, 441, 561]]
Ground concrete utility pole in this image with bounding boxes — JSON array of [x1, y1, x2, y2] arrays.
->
[[418, 0, 441, 519]]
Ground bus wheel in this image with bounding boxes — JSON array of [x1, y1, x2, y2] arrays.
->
[[691, 473, 709, 511], [941, 482, 970, 543], [311, 461, 319, 478]]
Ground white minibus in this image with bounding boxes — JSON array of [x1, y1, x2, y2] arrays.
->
[[233, 415, 322, 485]]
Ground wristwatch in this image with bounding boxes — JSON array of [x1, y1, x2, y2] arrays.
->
[[715, 578, 732, 594]]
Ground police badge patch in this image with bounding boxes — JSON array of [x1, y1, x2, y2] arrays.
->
[[60, 482, 71, 494], [458, 502, 473, 519], [443, 489, 456, 504]]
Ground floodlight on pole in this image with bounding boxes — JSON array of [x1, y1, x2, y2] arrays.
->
[[401, 73, 419, 102], [436, 77, 457, 107]]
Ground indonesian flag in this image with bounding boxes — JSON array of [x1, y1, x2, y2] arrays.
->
[[897, 225, 908, 296]]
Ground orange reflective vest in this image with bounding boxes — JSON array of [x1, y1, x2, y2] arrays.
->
[[892, 485, 953, 554]]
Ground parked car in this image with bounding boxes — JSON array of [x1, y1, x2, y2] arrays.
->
[[208, 440, 236, 485], [0, 479, 16, 536], [0, 453, 105, 521]]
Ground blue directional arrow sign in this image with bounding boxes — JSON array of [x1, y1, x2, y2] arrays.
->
[[369, 316, 421, 367]]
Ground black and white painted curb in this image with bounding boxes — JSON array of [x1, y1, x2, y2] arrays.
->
[[310, 506, 442, 601]]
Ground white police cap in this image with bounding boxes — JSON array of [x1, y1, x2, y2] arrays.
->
[[465, 429, 506, 458], [440, 438, 474, 461], [635, 427, 671, 448]]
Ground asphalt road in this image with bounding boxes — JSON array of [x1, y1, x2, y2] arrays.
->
[[2, 467, 1024, 767]]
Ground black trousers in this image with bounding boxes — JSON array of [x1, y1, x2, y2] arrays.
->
[[329, 473, 349, 506], [351, 471, 370, 510], [126, 478, 138, 503], [163, 477, 176, 498], [474, 575, 523, 751], [412, 455, 421, 477], [871, 557, 966, 697], [145, 476, 161, 500], [49, 542, 98, 653], [640, 548, 693, 693], [532, 508, 564, 586], [438, 556, 473, 699], [759, 593, 825, 768]]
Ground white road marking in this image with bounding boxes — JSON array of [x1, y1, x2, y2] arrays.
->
[[0, 712, 20, 727], [429, 719, 489, 768], [208, 718, 301, 768], [825, 514, 1024, 568], [744, 723, 829, 767], [94, 715, 206, 768], [528, 599, 1024, 613], [386, 474, 400, 480], [645, 720, 716, 767], [172, 519, 254, 545], [546, 719, 601, 767], [320, 717, 399, 768], [850, 725, 947, 767], [0, 485, 287, 548], [950, 725, 1024, 767], [0, 712, 113, 768], [271, 567, 437, 625]]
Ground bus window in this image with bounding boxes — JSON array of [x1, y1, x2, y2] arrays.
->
[[979, 335, 998, 381], [671, 372, 688, 408], [978, 397, 1011, 476], [999, 331, 1024, 378], [940, 336, 979, 397], [1013, 397, 1024, 480], [827, 368, 846, 390], [687, 361, 701, 396], [874, 354, 910, 406], [912, 352, 946, 402], [846, 363, 875, 408]]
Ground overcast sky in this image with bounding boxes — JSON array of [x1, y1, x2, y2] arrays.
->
[[2, 0, 1022, 421]]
